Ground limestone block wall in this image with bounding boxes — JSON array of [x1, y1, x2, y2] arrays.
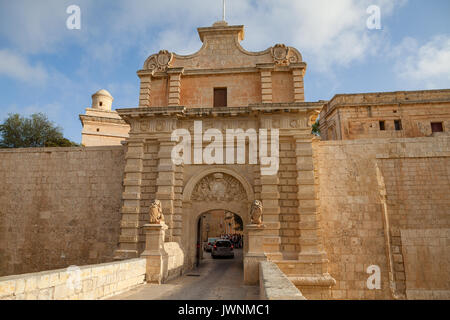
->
[[180, 73, 262, 107], [0, 258, 146, 300], [0, 146, 125, 277], [319, 89, 450, 141], [316, 135, 450, 299], [164, 242, 185, 281], [278, 137, 300, 256]]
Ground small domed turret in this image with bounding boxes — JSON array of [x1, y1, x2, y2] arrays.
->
[[92, 89, 113, 111]]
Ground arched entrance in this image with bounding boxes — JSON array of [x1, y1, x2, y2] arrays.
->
[[182, 168, 254, 269], [195, 209, 244, 266]]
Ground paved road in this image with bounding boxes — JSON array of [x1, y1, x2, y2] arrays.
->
[[109, 249, 259, 300]]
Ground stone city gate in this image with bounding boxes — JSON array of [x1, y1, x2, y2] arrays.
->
[[112, 104, 336, 298]]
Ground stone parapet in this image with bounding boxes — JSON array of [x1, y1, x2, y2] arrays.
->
[[259, 261, 306, 300], [0, 259, 146, 300]]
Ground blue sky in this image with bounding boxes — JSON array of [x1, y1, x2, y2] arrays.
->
[[0, 0, 449, 143]]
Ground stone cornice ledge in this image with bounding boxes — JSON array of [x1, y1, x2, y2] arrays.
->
[[116, 102, 326, 120]]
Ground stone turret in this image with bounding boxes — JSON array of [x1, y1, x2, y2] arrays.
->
[[79, 89, 129, 146], [91, 89, 113, 111]]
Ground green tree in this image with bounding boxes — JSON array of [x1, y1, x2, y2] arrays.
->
[[312, 119, 320, 136], [0, 113, 79, 148]]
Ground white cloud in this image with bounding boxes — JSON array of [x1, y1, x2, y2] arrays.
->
[[394, 35, 450, 89], [0, 0, 407, 73], [0, 1, 71, 54], [0, 49, 48, 84], [226, 0, 407, 71]]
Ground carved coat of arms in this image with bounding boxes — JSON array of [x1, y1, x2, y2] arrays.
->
[[191, 173, 246, 202]]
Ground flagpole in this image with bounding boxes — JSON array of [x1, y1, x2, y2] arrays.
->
[[223, 0, 226, 21]]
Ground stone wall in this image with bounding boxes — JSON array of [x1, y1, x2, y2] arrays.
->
[[164, 242, 185, 281], [0, 258, 145, 300], [319, 89, 450, 141], [316, 135, 450, 299], [0, 146, 125, 277]]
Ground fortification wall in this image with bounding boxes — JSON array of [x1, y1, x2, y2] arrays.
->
[[0, 146, 125, 277], [316, 135, 450, 299]]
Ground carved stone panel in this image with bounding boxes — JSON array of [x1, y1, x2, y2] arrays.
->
[[191, 173, 247, 202], [271, 44, 300, 66], [144, 50, 173, 72]]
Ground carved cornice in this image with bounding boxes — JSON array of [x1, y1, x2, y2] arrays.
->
[[79, 114, 128, 125], [116, 102, 325, 121]]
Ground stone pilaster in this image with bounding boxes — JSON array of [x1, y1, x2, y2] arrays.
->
[[295, 134, 323, 257], [258, 64, 274, 103], [114, 139, 145, 260], [260, 174, 282, 260], [167, 68, 184, 106], [172, 165, 184, 244], [155, 138, 177, 242], [291, 67, 305, 102], [286, 133, 335, 299], [139, 74, 151, 107]]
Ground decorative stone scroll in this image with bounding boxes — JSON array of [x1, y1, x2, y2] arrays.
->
[[271, 44, 300, 66], [191, 173, 247, 202], [250, 200, 263, 225], [144, 50, 173, 72], [149, 199, 164, 224]]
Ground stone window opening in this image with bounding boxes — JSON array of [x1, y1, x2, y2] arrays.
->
[[99, 101, 103, 107], [214, 88, 227, 107], [394, 120, 402, 131], [431, 122, 443, 133], [96, 128, 100, 132], [379, 121, 385, 131]]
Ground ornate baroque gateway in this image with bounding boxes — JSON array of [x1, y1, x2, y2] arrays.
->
[[112, 20, 334, 299]]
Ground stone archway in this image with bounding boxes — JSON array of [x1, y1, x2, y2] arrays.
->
[[181, 169, 254, 268], [195, 209, 245, 266]]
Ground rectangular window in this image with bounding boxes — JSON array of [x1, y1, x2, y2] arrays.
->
[[431, 122, 443, 133], [394, 120, 402, 131], [214, 88, 227, 107], [379, 121, 385, 131]]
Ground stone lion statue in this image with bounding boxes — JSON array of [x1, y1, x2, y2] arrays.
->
[[250, 200, 263, 225], [149, 200, 164, 224]]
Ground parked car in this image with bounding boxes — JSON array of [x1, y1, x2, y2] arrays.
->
[[211, 239, 234, 259], [204, 238, 218, 252]]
